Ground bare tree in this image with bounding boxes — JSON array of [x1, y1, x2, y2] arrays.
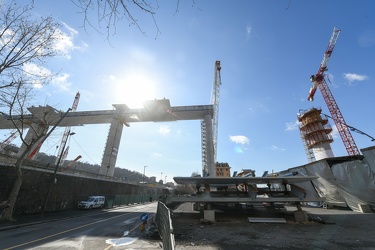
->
[[71, 0, 199, 38], [0, 2, 63, 221], [71, 0, 161, 38]]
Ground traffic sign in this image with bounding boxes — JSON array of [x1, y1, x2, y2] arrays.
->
[[140, 213, 148, 222]]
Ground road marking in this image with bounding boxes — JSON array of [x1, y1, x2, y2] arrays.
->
[[4, 213, 129, 250]]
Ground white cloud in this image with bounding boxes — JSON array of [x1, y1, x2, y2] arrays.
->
[[52, 73, 71, 91], [53, 22, 87, 59], [22, 63, 52, 88], [285, 120, 300, 131], [22, 63, 71, 91], [331, 125, 339, 139], [62, 22, 78, 36], [159, 125, 170, 135], [229, 135, 249, 145], [344, 73, 368, 86], [23, 62, 51, 76], [269, 145, 286, 151], [0, 29, 14, 46], [152, 152, 162, 158], [53, 31, 75, 59]]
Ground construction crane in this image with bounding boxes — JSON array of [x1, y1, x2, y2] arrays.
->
[[0, 130, 18, 152], [307, 28, 360, 156], [211, 61, 222, 163], [201, 61, 221, 175], [61, 155, 82, 172], [55, 92, 80, 164]]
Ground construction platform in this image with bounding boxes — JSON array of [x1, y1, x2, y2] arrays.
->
[[171, 176, 321, 222]]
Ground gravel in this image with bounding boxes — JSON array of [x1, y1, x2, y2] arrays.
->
[[170, 202, 375, 250]]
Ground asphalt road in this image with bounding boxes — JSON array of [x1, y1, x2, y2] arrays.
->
[[2, 202, 375, 249], [0, 203, 161, 250]]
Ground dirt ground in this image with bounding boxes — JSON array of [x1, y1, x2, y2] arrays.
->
[[170, 203, 375, 250]]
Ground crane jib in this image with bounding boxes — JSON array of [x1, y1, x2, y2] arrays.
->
[[306, 27, 360, 156]]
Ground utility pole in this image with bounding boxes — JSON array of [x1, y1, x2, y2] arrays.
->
[[41, 131, 75, 216], [39, 108, 72, 216]]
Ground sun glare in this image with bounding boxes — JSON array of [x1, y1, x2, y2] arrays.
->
[[113, 72, 157, 108]]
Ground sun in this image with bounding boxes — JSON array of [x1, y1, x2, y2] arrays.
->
[[113, 71, 157, 108]]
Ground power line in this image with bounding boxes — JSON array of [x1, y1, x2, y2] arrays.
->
[[322, 113, 375, 142], [70, 136, 99, 165]]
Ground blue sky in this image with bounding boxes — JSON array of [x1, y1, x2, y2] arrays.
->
[[2, 0, 375, 182]]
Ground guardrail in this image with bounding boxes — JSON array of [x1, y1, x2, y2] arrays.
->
[[105, 195, 164, 207], [156, 201, 175, 250]]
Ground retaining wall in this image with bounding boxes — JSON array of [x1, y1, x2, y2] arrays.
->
[[0, 165, 165, 215]]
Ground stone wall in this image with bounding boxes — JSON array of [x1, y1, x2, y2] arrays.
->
[[0, 165, 165, 215]]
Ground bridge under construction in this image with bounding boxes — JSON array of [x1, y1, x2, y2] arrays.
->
[[0, 99, 214, 177]]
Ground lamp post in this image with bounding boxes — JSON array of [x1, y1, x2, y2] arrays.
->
[[143, 166, 147, 184], [161, 172, 163, 183], [165, 175, 167, 184]]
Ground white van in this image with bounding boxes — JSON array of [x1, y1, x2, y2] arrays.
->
[[78, 196, 105, 209]]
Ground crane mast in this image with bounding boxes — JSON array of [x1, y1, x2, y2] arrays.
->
[[0, 130, 18, 152], [55, 92, 80, 164], [201, 61, 221, 176], [307, 28, 360, 156], [211, 61, 221, 164]]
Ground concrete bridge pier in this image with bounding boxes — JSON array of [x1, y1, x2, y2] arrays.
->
[[203, 114, 215, 177], [99, 118, 124, 177], [18, 125, 48, 159]]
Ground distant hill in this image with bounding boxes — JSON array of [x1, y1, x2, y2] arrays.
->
[[0, 147, 151, 183]]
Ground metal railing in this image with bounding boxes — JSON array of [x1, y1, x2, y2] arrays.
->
[[105, 195, 160, 207], [155, 201, 175, 250]]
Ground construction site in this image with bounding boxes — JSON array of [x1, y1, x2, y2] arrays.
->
[[0, 27, 374, 234], [1, 0, 375, 247]]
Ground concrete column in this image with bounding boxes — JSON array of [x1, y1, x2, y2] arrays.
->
[[204, 114, 215, 177], [313, 143, 334, 161], [17, 125, 47, 159], [99, 118, 124, 177]]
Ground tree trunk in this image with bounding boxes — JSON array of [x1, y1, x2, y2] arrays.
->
[[1, 159, 23, 221]]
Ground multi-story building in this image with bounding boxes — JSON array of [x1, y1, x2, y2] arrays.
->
[[215, 162, 231, 177]]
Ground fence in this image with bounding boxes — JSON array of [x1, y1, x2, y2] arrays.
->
[[105, 195, 160, 207], [156, 201, 175, 250]]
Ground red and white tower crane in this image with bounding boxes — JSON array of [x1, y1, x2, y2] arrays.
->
[[0, 130, 18, 152], [55, 92, 80, 164], [307, 28, 360, 156]]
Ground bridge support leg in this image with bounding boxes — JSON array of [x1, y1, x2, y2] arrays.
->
[[99, 118, 123, 177], [203, 114, 215, 177], [18, 125, 47, 159], [204, 203, 215, 222], [294, 202, 308, 223]]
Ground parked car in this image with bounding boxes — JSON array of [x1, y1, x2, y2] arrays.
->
[[78, 196, 105, 209]]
